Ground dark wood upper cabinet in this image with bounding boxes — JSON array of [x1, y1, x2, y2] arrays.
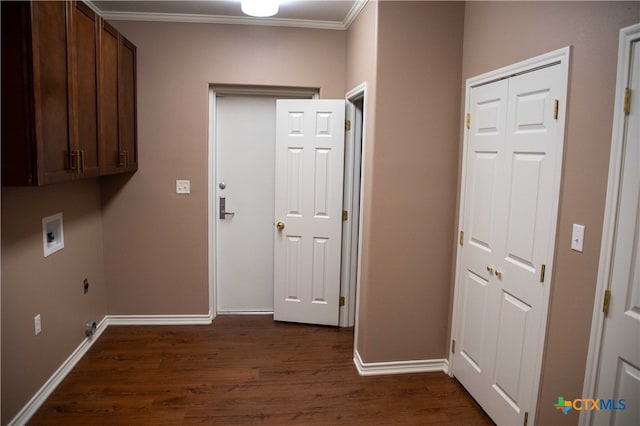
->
[[69, 1, 101, 178], [100, 21, 137, 175], [1, 1, 137, 186]]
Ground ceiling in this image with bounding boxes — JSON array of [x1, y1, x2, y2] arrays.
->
[[88, 0, 366, 30]]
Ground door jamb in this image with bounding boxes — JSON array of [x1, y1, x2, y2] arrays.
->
[[449, 47, 570, 426], [341, 83, 367, 327], [580, 23, 640, 426], [207, 85, 318, 319]]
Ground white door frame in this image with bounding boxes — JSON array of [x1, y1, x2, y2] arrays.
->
[[207, 84, 367, 328], [580, 23, 640, 426], [341, 83, 367, 328], [208, 86, 318, 318], [449, 47, 570, 425]]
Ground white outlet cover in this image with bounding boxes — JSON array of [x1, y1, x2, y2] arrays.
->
[[42, 213, 64, 257], [176, 180, 191, 194]]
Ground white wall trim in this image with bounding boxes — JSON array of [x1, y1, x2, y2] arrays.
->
[[353, 350, 449, 376], [106, 313, 213, 326], [8, 312, 215, 425], [7, 316, 109, 426], [216, 310, 273, 315], [85, 0, 367, 31], [580, 22, 640, 426]]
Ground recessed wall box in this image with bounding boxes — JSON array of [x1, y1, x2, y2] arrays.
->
[[42, 213, 64, 257]]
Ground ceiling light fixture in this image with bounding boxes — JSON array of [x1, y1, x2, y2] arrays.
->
[[241, 0, 280, 18]]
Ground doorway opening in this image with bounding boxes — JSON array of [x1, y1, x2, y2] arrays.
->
[[207, 85, 366, 328]]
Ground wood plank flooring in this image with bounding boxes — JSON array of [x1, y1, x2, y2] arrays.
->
[[29, 315, 493, 425]]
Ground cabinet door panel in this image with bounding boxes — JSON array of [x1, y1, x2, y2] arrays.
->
[[119, 36, 137, 171], [32, 1, 71, 184], [100, 21, 120, 175], [71, 1, 100, 176]]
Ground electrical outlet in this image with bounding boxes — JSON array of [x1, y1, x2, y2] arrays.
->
[[34, 314, 42, 335], [176, 180, 190, 194]]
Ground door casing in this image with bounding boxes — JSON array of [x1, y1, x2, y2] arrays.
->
[[207, 84, 367, 328], [449, 47, 570, 425], [581, 23, 640, 426]]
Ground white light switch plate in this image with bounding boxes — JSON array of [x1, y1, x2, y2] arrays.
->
[[176, 180, 190, 194], [571, 224, 585, 252]]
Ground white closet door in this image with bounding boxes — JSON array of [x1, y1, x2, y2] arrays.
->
[[591, 39, 640, 426], [453, 63, 564, 425]]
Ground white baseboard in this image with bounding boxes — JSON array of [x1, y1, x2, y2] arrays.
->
[[353, 350, 449, 376], [8, 316, 109, 426], [106, 313, 213, 325], [216, 310, 273, 315], [8, 312, 214, 425]]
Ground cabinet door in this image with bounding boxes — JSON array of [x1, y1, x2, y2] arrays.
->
[[99, 20, 120, 175], [69, 1, 100, 177], [119, 35, 138, 172], [31, 1, 72, 184]]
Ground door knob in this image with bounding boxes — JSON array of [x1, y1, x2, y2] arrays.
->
[[276, 221, 285, 231], [487, 265, 494, 274], [495, 269, 503, 278]]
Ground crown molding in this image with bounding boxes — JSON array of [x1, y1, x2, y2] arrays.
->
[[85, 0, 367, 31]]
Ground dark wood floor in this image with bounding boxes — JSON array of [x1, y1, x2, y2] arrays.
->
[[29, 315, 493, 425]]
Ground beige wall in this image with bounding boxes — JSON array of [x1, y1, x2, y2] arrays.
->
[[1, 180, 107, 424], [345, 0, 378, 360], [461, 2, 640, 424], [102, 21, 347, 314], [356, 1, 465, 362]]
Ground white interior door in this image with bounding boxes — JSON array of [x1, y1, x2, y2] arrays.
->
[[216, 95, 277, 313], [273, 99, 345, 326], [453, 63, 565, 425], [591, 39, 640, 426]]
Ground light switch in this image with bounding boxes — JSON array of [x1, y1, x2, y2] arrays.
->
[[176, 180, 190, 194], [571, 224, 585, 252]]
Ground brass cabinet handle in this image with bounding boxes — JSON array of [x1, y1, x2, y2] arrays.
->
[[276, 221, 285, 231], [79, 150, 85, 173], [118, 150, 128, 167]]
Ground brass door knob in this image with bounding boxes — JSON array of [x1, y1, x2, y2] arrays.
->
[[487, 265, 494, 274], [276, 221, 285, 231], [495, 269, 503, 278]]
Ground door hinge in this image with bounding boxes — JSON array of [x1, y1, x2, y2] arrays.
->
[[465, 113, 471, 129], [339, 296, 345, 307], [345, 119, 351, 131], [523, 412, 529, 426], [553, 100, 559, 120], [459, 231, 464, 246], [603, 289, 611, 315], [624, 88, 631, 115], [342, 210, 348, 221], [451, 339, 456, 354], [540, 264, 546, 283]]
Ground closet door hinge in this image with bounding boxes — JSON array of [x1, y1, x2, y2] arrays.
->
[[603, 289, 611, 315], [345, 119, 351, 131], [553, 100, 559, 120], [523, 412, 529, 426], [465, 113, 471, 129], [624, 88, 632, 115], [459, 230, 464, 246], [540, 264, 546, 283], [342, 211, 348, 221], [339, 296, 345, 307], [451, 339, 456, 354]]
